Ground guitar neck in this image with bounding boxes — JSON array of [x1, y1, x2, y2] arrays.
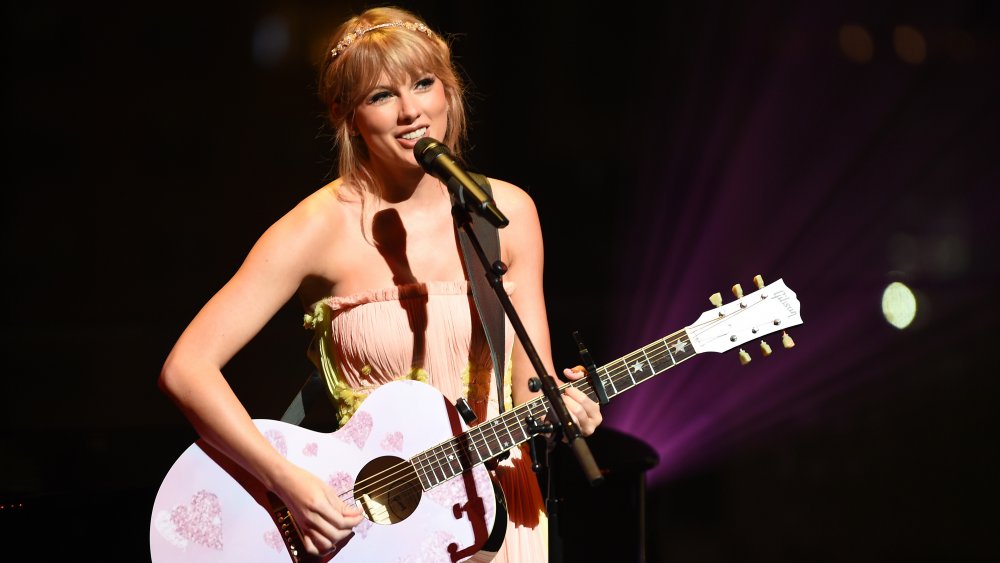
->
[[410, 328, 696, 490], [413, 278, 802, 491], [579, 328, 698, 402]]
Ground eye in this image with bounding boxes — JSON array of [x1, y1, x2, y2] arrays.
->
[[367, 89, 393, 104], [414, 76, 436, 91]]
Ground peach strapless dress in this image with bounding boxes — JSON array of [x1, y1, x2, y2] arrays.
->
[[305, 281, 547, 563]]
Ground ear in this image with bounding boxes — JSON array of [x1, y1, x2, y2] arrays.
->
[[330, 102, 353, 134], [346, 111, 360, 137]]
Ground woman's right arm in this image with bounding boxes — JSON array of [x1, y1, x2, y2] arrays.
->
[[158, 192, 362, 555]]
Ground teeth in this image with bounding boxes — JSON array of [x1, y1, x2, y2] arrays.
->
[[401, 127, 426, 140]]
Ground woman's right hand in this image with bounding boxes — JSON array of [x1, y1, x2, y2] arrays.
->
[[272, 464, 365, 556]]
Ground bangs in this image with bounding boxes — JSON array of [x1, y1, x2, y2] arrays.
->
[[338, 30, 452, 108]]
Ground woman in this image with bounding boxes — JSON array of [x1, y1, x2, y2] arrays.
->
[[158, 6, 602, 561]]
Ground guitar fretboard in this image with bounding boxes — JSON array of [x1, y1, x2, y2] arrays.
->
[[410, 329, 696, 490]]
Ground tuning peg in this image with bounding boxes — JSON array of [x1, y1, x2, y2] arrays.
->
[[710, 292, 723, 307], [782, 331, 795, 349], [738, 348, 751, 365], [753, 274, 764, 289], [732, 284, 743, 299], [760, 340, 772, 356]]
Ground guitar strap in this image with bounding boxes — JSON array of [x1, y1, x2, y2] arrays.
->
[[280, 368, 330, 430], [457, 173, 507, 414]]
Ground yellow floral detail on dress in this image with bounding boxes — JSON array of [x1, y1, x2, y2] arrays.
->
[[329, 367, 429, 427], [305, 300, 430, 427], [503, 360, 514, 413], [460, 356, 515, 422], [462, 361, 491, 406]]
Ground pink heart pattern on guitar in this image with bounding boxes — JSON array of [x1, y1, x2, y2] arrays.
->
[[150, 277, 802, 562], [151, 380, 499, 562], [153, 489, 224, 551]]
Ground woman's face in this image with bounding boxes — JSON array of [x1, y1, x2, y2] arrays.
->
[[353, 72, 449, 172]]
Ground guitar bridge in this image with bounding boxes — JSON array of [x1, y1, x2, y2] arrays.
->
[[267, 492, 306, 562]]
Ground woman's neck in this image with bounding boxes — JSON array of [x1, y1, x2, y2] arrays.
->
[[373, 165, 446, 208]]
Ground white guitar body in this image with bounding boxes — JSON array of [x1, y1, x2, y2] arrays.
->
[[150, 380, 500, 562]]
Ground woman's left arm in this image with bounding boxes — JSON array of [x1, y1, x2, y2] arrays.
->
[[491, 179, 602, 437]]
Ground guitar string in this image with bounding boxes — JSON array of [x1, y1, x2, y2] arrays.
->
[[341, 371, 571, 499], [334, 297, 781, 509], [330, 329, 687, 509], [333, 386, 567, 513], [334, 316, 725, 507], [335, 396, 551, 507], [348, 305, 790, 524], [338, 307, 764, 511], [341, 337, 686, 523]]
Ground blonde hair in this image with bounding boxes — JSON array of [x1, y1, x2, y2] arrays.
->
[[317, 6, 468, 197]]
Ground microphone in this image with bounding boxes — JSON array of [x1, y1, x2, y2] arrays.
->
[[414, 137, 509, 228]]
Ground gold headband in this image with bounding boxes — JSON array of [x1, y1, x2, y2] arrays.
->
[[330, 21, 435, 59]]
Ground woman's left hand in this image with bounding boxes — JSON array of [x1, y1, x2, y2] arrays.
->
[[556, 366, 603, 437]]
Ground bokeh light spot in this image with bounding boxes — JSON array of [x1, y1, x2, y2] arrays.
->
[[839, 24, 874, 63], [882, 282, 917, 329], [893, 25, 927, 64]]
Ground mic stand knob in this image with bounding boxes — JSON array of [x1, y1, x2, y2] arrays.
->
[[528, 376, 543, 393], [526, 417, 556, 473]]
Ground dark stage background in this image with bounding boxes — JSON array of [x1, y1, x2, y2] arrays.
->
[[3, 1, 998, 561]]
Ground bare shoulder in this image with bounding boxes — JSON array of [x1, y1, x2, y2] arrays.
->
[[484, 177, 545, 268], [268, 181, 347, 240], [248, 180, 349, 273], [484, 177, 539, 223]]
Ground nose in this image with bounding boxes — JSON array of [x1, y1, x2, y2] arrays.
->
[[397, 91, 420, 123]]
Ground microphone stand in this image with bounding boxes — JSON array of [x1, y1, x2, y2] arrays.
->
[[451, 204, 604, 487]]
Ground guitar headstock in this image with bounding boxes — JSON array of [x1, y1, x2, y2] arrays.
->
[[686, 275, 803, 361]]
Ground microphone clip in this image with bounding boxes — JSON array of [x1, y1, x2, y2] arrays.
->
[[414, 137, 509, 228]]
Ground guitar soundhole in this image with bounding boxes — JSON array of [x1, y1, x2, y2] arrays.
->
[[355, 456, 422, 525]]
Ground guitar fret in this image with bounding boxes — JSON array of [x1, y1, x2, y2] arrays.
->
[[484, 420, 503, 457], [497, 418, 515, 450], [430, 448, 448, 483], [424, 447, 441, 484], [457, 431, 485, 466], [528, 401, 547, 424], [610, 357, 634, 394], [670, 333, 694, 364], [621, 357, 637, 386], [662, 338, 676, 365], [411, 457, 424, 489], [414, 454, 436, 488], [600, 366, 618, 397], [470, 426, 493, 462], [507, 412, 529, 444], [443, 442, 462, 477], [623, 351, 647, 383], [574, 379, 595, 404], [432, 445, 453, 481], [636, 347, 655, 382], [643, 340, 669, 375], [425, 453, 442, 487]]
